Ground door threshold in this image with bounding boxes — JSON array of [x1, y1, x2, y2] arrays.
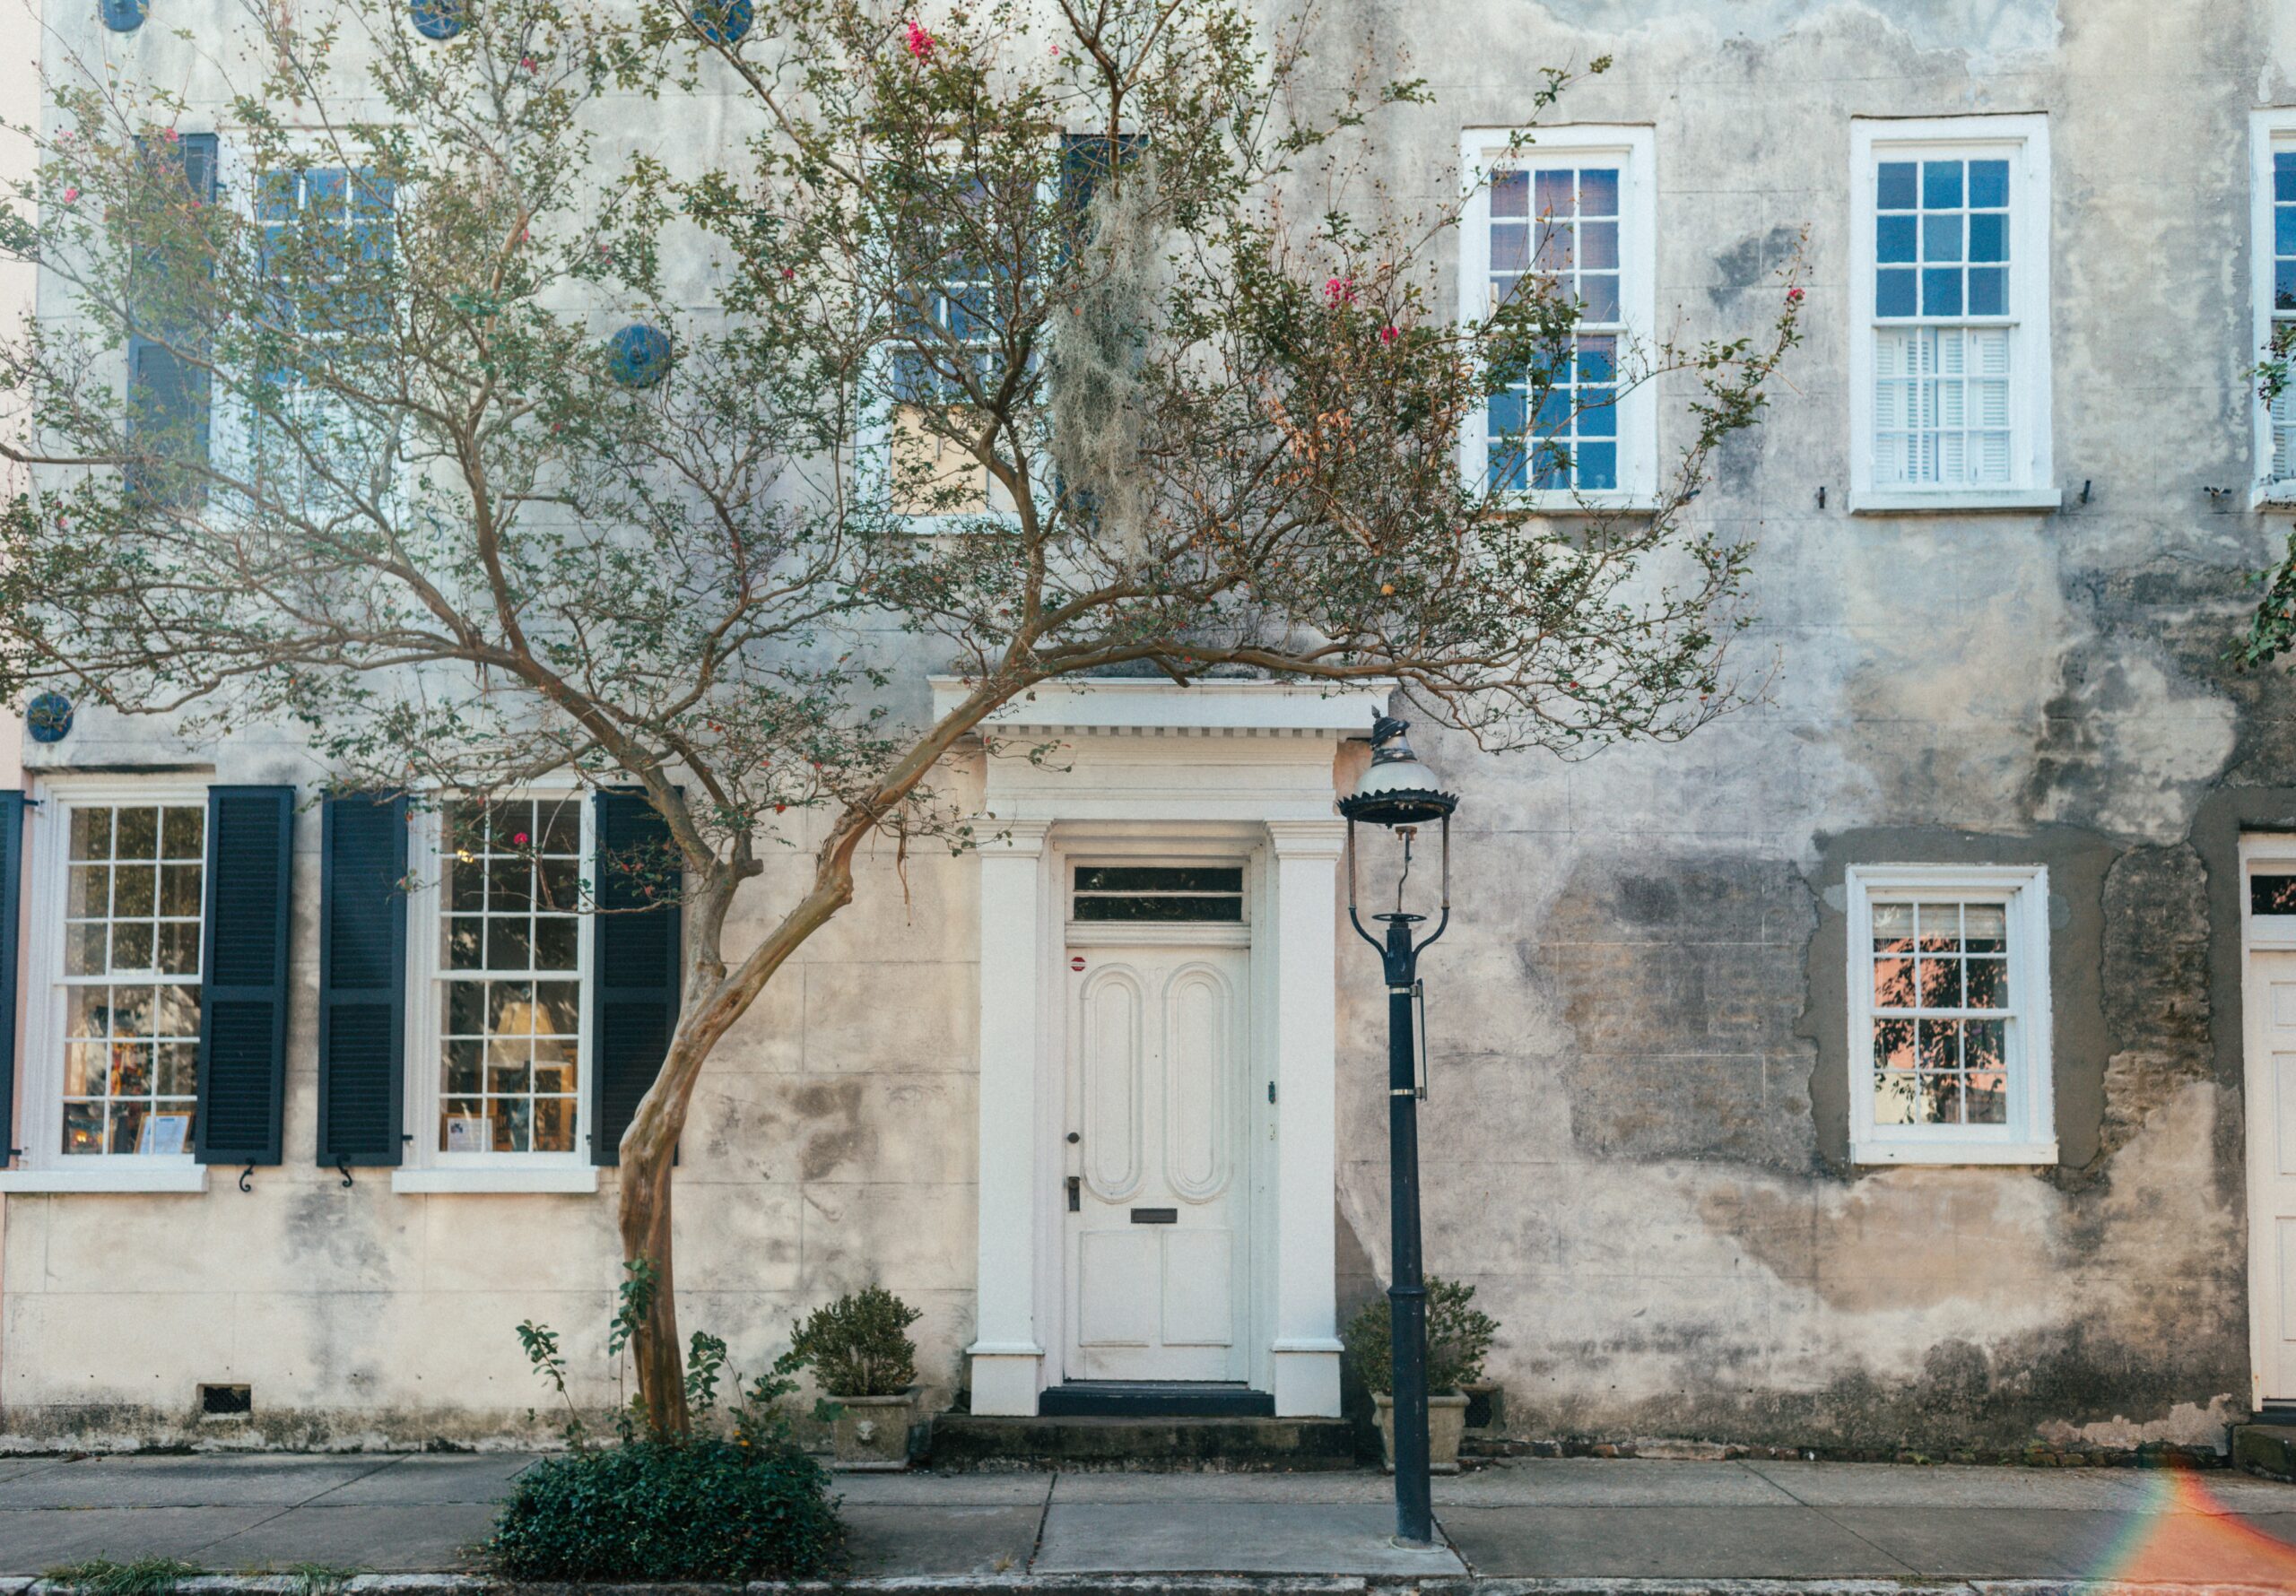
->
[[1039, 1381, 1274, 1418]]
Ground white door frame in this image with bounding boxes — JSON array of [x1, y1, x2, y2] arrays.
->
[[945, 677, 1386, 1418], [2242, 833, 2296, 1408]]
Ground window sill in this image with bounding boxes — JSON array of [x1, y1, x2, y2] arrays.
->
[[1509, 492, 1661, 516], [1850, 1139, 2058, 1167], [391, 1167, 600, 1194], [2254, 483, 2296, 512], [1848, 488, 2063, 516], [0, 1164, 209, 1193]]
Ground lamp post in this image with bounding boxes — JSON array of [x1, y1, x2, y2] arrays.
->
[[1338, 712, 1457, 1548]]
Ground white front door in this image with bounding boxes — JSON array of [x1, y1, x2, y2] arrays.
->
[[1065, 941, 1250, 1382], [2249, 944, 2296, 1405]]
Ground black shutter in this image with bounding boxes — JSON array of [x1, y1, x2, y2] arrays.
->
[[196, 785, 293, 1166], [126, 133, 219, 504], [590, 790, 682, 1167], [0, 794, 25, 1164], [318, 793, 405, 1166]]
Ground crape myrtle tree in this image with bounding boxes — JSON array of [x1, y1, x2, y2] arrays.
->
[[0, 0, 1802, 1432]]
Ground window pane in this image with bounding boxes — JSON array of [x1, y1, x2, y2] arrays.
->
[[1876, 269, 1916, 317], [1076, 867, 1243, 893], [1922, 160, 1963, 208], [1877, 214, 1917, 264], [2254, 874, 2296, 915], [1490, 170, 1527, 217], [1967, 159, 2009, 208], [1876, 161, 1917, 210], [1922, 213, 1963, 263], [1968, 213, 2006, 263]]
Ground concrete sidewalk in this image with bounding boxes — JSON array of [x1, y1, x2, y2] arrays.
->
[[4, 1453, 2296, 1586]]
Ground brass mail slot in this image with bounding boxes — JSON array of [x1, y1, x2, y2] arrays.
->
[[1130, 1207, 1178, 1225]]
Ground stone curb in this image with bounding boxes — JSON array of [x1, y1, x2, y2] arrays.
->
[[2, 1579, 2289, 1596]]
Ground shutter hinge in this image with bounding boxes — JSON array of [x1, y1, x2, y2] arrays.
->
[[238, 1161, 255, 1193], [336, 1158, 353, 1189]]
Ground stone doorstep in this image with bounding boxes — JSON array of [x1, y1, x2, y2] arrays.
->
[[5, 1580, 2296, 1596], [2231, 1422, 2296, 1482], [925, 1416, 1363, 1472]]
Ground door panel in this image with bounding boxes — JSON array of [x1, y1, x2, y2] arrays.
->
[[1065, 943, 1248, 1382], [1078, 968, 1144, 1201], [2248, 952, 2296, 1401]]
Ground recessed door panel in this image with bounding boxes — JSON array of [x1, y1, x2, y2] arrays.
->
[[1078, 968, 1144, 1201], [1165, 964, 1234, 1202], [1162, 1228, 1234, 1346], [1065, 941, 1249, 1383]]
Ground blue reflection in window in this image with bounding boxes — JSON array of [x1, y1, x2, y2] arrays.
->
[[1969, 213, 2005, 263], [1922, 160, 1963, 209], [1968, 160, 2009, 208], [1877, 162, 1917, 211], [1922, 267, 1962, 316], [1923, 213, 1962, 263], [1576, 442, 1616, 490], [1967, 268, 2007, 317], [1877, 214, 1916, 263], [1876, 269, 1916, 317]]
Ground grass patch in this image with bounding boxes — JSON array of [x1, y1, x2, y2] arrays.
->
[[283, 1563, 359, 1596], [40, 1557, 203, 1596]]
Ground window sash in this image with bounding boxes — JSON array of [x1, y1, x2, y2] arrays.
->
[[1460, 129, 1654, 505], [1844, 865, 2054, 1163], [410, 797, 594, 1166], [19, 783, 212, 1169], [1848, 117, 2049, 505]]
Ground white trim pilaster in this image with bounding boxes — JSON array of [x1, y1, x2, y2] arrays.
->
[[1265, 820, 1344, 1417], [966, 819, 1052, 1415]]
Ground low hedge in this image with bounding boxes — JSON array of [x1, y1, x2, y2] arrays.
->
[[488, 1437, 840, 1581]]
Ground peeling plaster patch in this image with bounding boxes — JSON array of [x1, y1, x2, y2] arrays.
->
[[1523, 0, 2058, 60], [1705, 1167, 2060, 1316], [2038, 1393, 2241, 1452], [2029, 655, 2238, 844]]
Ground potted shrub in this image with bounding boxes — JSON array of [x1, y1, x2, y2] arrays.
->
[[789, 1286, 925, 1470], [1342, 1276, 1498, 1474]]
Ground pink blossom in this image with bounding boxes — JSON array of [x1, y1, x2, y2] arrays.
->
[[1786, 285, 1804, 304], [1323, 275, 1354, 307], [780, 265, 796, 279], [162, 127, 178, 143], [520, 54, 537, 71], [904, 20, 934, 59], [513, 831, 529, 846], [1378, 324, 1399, 344], [61, 186, 78, 204], [1048, 43, 1059, 56]]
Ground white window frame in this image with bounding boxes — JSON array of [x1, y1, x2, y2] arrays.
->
[[1848, 116, 2058, 515], [2252, 110, 2296, 505], [1845, 863, 2057, 1166], [393, 793, 599, 1195], [208, 136, 408, 525], [0, 777, 212, 1193], [1458, 125, 1659, 512]]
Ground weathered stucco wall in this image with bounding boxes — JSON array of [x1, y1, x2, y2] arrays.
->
[[7, 0, 2296, 1455]]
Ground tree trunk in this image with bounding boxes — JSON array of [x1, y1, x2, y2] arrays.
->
[[618, 1079, 690, 1437]]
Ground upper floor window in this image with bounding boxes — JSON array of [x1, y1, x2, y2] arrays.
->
[[1845, 864, 2057, 1166], [2251, 114, 2296, 499], [1849, 117, 2056, 513], [1460, 126, 1657, 508]]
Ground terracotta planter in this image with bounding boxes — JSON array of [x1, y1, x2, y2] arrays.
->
[[1371, 1392, 1470, 1475], [828, 1388, 918, 1470]]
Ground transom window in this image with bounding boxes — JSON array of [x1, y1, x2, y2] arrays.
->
[[1072, 865, 1244, 924], [1850, 117, 2051, 509], [60, 803, 205, 1156], [1845, 864, 2056, 1166], [437, 799, 584, 1156]]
